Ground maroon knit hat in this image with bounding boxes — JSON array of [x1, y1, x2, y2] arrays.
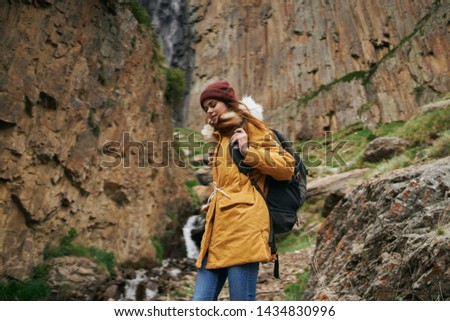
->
[[200, 81, 237, 109]]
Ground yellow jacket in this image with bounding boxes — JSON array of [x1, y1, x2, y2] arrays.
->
[[195, 122, 295, 269]]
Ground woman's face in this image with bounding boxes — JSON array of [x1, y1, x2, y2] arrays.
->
[[203, 99, 228, 125]]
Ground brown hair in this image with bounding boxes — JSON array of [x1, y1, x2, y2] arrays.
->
[[225, 100, 268, 140]]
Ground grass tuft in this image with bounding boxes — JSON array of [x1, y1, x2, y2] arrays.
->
[[426, 130, 450, 159], [164, 67, 186, 105], [284, 269, 310, 300]]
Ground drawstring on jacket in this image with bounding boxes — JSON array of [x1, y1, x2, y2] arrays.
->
[[200, 182, 231, 212]]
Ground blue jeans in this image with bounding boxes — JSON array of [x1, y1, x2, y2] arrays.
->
[[192, 255, 259, 301]]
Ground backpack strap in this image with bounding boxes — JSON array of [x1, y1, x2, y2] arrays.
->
[[271, 128, 308, 178], [229, 142, 253, 175], [248, 172, 279, 278], [274, 254, 279, 279]]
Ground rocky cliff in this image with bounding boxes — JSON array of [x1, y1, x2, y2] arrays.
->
[[0, 0, 190, 280], [184, 0, 449, 140], [304, 157, 450, 300], [140, 0, 194, 126]]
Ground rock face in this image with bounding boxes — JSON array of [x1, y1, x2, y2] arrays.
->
[[184, 0, 450, 140], [304, 157, 450, 300], [141, 0, 192, 69], [0, 1, 190, 280], [140, 0, 194, 126]]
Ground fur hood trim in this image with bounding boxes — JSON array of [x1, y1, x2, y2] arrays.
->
[[241, 95, 264, 121]]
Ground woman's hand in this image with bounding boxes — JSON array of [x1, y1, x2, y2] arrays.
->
[[230, 128, 249, 156]]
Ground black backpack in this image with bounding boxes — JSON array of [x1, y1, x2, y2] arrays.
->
[[229, 128, 308, 278]]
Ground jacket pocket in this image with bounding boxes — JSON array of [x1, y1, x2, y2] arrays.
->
[[259, 229, 271, 260], [218, 192, 255, 210]]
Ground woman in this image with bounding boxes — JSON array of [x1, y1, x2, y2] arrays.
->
[[193, 81, 295, 301]]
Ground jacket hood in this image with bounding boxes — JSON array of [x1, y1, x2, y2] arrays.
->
[[241, 95, 264, 121]]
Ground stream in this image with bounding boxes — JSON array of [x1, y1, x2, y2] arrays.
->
[[121, 214, 204, 300]]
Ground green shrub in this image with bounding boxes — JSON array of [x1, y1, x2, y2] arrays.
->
[[87, 109, 101, 137], [185, 179, 201, 208], [44, 228, 115, 276], [129, 0, 151, 29], [150, 236, 164, 263], [0, 279, 50, 301], [414, 86, 426, 99], [165, 68, 186, 105], [0, 263, 51, 300]]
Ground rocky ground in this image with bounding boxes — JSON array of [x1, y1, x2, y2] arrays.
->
[[152, 246, 314, 301]]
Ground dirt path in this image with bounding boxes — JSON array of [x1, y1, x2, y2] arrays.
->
[[156, 246, 314, 301]]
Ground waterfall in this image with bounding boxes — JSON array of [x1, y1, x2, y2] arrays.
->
[[139, 0, 193, 126], [140, 0, 185, 66], [120, 214, 204, 300], [122, 269, 158, 300], [182, 214, 202, 259]]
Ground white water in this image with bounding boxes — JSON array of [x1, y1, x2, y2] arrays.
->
[[122, 269, 157, 300], [142, 0, 185, 65], [121, 213, 202, 300], [182, 215, 201, 259]]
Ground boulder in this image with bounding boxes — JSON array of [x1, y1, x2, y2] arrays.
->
[[307, 168, 369, 202], [304, 157, 450, 301], [418, 99, 450, 114], [47, 256, 110, 300], [363, 137, 409, 163]]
